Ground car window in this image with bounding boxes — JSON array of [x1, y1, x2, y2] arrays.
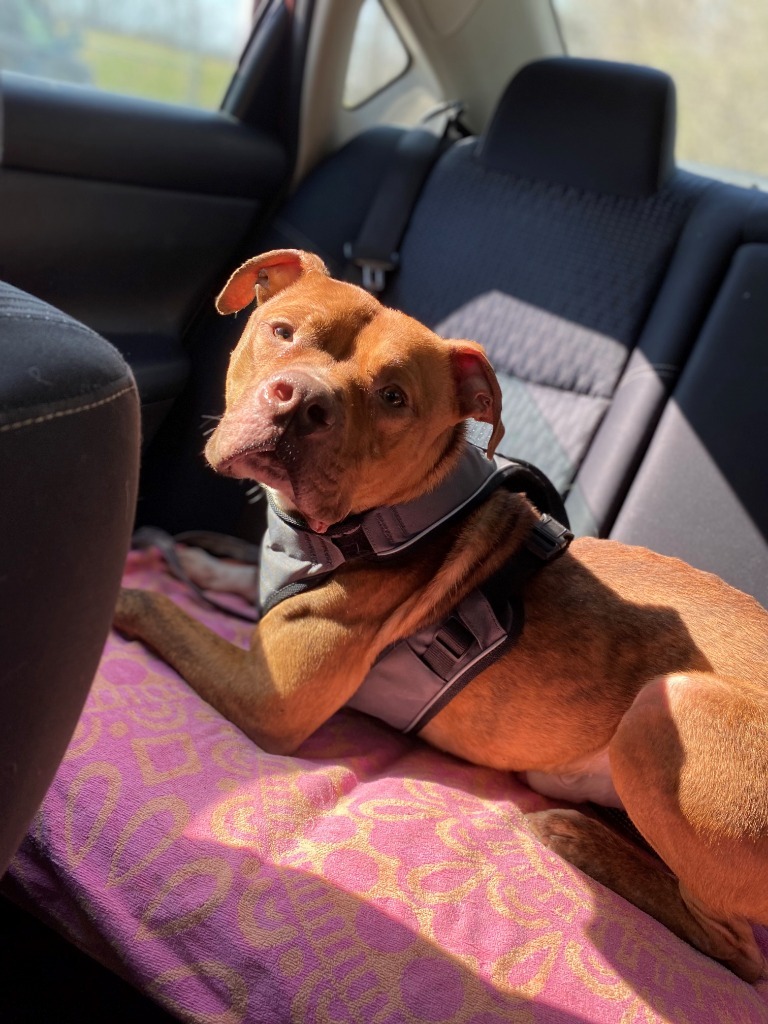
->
[[552, 0, 768, 186], [343, 0, 410, 109], [0, 0, 255, 110]]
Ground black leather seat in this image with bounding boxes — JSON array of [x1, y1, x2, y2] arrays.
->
[[0, 282, 140, 873]]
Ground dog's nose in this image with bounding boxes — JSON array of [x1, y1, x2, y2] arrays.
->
[[261, 373, 336, 436]]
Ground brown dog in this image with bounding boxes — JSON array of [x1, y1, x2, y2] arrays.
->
[[115, 249, 768, 981]]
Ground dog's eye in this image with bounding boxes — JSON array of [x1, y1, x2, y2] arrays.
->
[[380, 386, 406, 408], [272, 324, 293, 341]]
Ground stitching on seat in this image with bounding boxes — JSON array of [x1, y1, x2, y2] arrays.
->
[[0, 384, 135, 434], [0, 311, 103, 338], [506, 373, 615, 401], [618, 362, 679, 387]]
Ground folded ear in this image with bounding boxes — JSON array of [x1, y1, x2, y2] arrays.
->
[[449, 341, 505, 459], [215, 249, 329, 314]]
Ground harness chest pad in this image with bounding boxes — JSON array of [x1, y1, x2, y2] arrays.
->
[[258, 445, 571, 733]]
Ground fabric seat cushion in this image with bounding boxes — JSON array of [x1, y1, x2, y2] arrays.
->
[[384, 141, 707, 498], [7, 553, 768, 1022]]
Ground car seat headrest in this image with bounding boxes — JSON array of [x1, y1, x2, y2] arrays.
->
[[478, 57, 676, 199]]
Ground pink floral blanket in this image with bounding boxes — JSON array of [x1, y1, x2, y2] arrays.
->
[[8, 551, 768, 1022]]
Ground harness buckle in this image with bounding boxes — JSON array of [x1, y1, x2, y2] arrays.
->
[[329, 522, 373, 559], [526, 514, 574, 562], [422, 615, 475, 680]]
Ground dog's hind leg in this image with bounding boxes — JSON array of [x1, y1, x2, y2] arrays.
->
[[609, 672, 768, 980], [526, 805, 763, 980], [582, 671, 768, 981]]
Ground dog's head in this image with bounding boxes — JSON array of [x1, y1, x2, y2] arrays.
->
[[205, 249, 504, 532]]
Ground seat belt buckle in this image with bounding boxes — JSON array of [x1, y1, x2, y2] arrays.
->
[[526, 514, 574, 562], [343, 243, 399, 292]]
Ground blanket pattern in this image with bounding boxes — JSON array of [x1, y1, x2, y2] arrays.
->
[[8, 550, 768, 1023]]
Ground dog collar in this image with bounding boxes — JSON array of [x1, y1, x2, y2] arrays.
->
[[259, 442, 565, 614]]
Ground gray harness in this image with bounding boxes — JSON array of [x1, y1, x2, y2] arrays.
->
[[260, 444, 572, 734]]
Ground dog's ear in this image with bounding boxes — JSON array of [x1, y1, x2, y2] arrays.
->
[[449, 341, 505, 459], [216, 249, 329, 314]]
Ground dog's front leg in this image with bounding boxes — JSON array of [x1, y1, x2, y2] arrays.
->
[[114, 587, 368, 755]]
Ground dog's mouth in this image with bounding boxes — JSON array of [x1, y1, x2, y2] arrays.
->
[[217, 443, 307, 519], [215, 440, 285, 483], [210, 434, 350, 533]]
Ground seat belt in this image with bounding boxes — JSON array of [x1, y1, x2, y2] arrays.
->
[[344, 105, 469, 293]]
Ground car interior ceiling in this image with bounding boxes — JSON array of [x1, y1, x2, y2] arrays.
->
[[1, 1, 767, 1019]]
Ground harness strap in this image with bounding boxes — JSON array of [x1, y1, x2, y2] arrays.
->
[[134, 444, 572, 736], [259, 445, 570, 615], [260, 443, 505, 612], [347, 512, 571, 733]]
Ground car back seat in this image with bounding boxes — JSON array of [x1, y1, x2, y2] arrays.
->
[[144, 57, 767, 597], [261, 57, 715, 537], [611, 222, 768, 606]]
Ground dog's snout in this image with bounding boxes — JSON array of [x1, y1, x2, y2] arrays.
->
[[261, 373, 336, 437], [300, 398, 333, 434], [270, 380, 295, 405]]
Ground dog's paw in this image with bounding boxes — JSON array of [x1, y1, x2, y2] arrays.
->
[[177, 545, 258, 601], [113, 587, 152, 639], [525, 809, 599, 870], [175, 545, 222, 588]]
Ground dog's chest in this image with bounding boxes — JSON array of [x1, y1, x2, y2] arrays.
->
[[258, 446, 573, 737]]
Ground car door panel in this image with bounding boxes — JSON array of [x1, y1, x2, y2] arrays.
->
[[1, 73, 287, 195], [0, 71, 290, 443]]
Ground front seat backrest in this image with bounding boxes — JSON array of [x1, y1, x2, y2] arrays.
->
[[0, 283, 140, 874]]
